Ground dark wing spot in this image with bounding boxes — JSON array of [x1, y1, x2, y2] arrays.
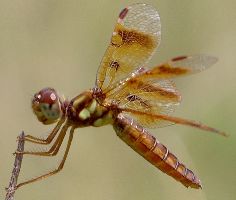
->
[[119, 7, 129, 20], [126, 94, 150, 108], [158, 65, 188, 75], [110, 61, 120, 71], [115, 27, 155, 49], [172, 56, 187, 62]]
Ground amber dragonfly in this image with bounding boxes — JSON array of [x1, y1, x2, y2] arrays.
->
[[16, 3, 226, 190]]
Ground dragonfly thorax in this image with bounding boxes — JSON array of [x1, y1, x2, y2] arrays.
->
[[67, 90, 114, 127]]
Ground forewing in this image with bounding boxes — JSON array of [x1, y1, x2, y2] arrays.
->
[[95, 3, 161, 92], [137, 55, 218, 80]]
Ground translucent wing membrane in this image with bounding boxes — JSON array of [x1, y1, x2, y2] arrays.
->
[[96, 3, 161, 92], [102, 54, 218, 128], [137, 55, 218, 80], [94, 5, 219, 131], [121, 109, 227, 137], [105, 75, 181, 128], [107, 79, 181, 110]]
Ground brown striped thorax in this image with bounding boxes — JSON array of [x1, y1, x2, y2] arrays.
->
[[66, 90, 114, 127], [16, 3, 226, 193]]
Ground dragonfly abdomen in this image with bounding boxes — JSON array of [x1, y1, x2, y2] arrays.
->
[[113, 114, 202, 189]]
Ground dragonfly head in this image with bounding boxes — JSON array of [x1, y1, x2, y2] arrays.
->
[[32, 88, 64, 125]]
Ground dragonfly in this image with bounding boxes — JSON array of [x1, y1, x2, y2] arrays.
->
[[15, 3, 226, 190]]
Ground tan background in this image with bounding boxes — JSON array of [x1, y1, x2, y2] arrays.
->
[[0, 0, 235, 200]]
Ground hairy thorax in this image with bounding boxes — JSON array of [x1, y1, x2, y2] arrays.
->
[[67, 90, 114, 127]]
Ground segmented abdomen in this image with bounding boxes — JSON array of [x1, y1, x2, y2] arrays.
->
[[113, 115, 202, 189]]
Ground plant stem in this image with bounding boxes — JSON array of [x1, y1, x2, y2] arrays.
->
[[5, 131, 25, 200]]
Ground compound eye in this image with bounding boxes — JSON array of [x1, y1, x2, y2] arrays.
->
[[38, 88, 58, 104], [32, 87, 62, 125]]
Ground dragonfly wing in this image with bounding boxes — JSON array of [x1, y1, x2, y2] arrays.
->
[[105, 77, 181, 128], [95, 3, 161, 93], [138, 54, 218, 80], [119, 109, 227, 136]]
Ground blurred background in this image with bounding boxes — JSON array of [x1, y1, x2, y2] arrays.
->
[[0, 0, 235, 200]]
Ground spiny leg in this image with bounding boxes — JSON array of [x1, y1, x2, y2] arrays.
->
[[22, 118, 65, 145], [15, 123, 69, 156], [16, 126, 75, 189]]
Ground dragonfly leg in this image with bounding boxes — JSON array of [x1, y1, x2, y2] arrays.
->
[[16, 127, 75, 189], [15, 124, 69, 156], [21, 118, 65, 145]]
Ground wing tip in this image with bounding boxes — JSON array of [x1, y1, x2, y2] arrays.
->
[[218, 131, 229, 137], [203, 54, 218, 66]]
